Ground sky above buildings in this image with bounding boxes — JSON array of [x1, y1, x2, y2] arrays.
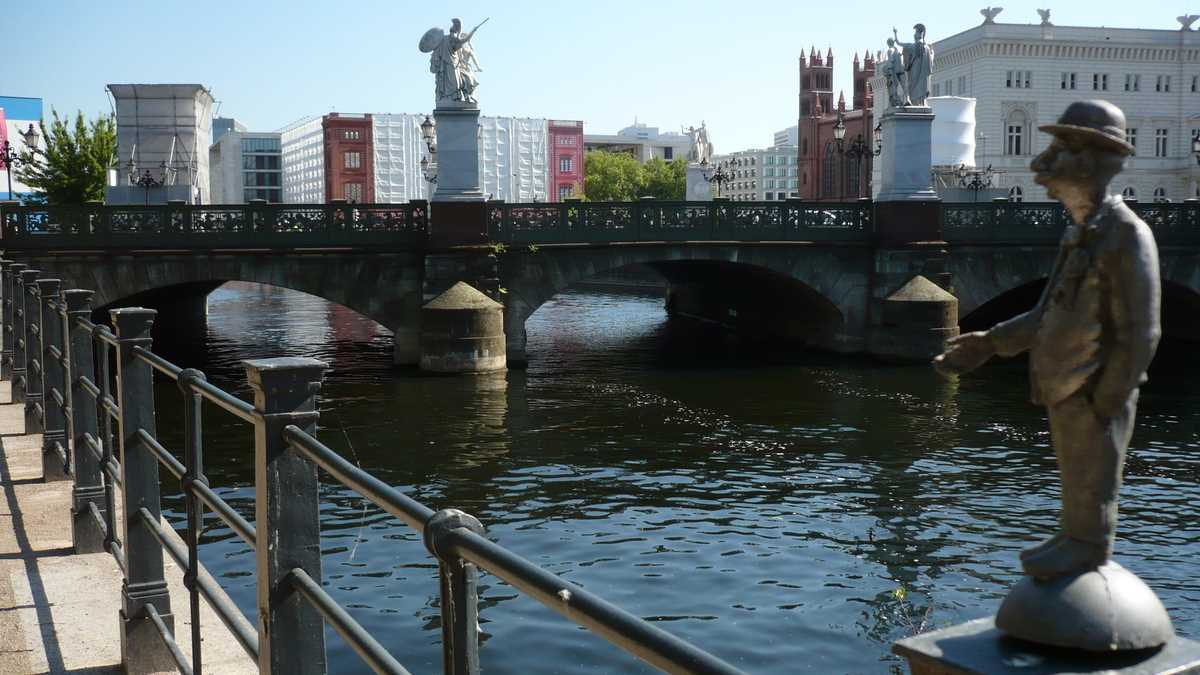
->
[[10, 0, 1189, 153]]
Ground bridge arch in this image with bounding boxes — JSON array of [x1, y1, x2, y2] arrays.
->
[[500, 244, 872, 363]]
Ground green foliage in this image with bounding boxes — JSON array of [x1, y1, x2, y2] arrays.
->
[[16, 109, 117, 205], [640, 157, 688, 200], [583, 151, 644, 201]]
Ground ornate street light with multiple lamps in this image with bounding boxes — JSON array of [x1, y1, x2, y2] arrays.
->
[[956, 163, 996, 201], [701, 158, 734, 198], [420, 114, 438, 185], [833, 112, 872, 200], [1, 123, 42, 199]]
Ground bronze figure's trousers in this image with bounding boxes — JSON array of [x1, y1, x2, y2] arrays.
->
[[1046, 390, 1138, 548]]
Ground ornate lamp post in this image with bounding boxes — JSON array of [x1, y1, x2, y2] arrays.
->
[[128, 159, 164, 206], [701, 159, 734, 198], [1192, 130, 1200, 167], [833, 113, 871, 200], [1, 123, 42, 199], [955, 163, 995, 202], [419, 114, 438, 186]]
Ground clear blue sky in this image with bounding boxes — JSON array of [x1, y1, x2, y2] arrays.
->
[[9, 0, 1187, 152]]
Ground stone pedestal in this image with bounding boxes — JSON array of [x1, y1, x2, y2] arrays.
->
[[877, 107, 938, 202], [894, 617, 1200, 675], [433, 103, 485, 203], [686, 164, 712, 201]]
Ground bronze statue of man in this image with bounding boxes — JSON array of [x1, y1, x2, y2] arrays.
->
[[935, 100, 1160, 581]]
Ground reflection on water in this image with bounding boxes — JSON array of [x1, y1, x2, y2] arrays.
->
[[152, 282, 1200, 675]]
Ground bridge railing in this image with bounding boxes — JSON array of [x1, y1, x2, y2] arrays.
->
[[0, 259, 746, 675], [487, 199, 874, 244], [0, 201, 430, 250], [942, 199, 1200, 246]]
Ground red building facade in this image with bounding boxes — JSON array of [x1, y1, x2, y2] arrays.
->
[[548, 119, 584, 202], [797, 49, 876, 201], [323, 113, 375, 203]]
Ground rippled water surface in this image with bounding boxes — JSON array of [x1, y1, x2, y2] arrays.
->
[[151, 282, 1200, 675]]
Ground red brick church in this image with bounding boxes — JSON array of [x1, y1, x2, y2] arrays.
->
[[797, 48, 876, 201]]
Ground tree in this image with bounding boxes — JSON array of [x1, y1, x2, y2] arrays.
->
[[16, 110, 117, 204], [640, 157, 688, 200], [583, 151, 643, 201]]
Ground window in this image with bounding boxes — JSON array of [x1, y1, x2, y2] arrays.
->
[[663, 147, 673, 160], [822, 143, 835, 197], [1093, 73, 1108, 91], [559, 156, 573, 173], [1155, 128, 1168, 157], [1009, 185, 1023, 202], [558, 184, 574, 200], [958, 75, 967, 94], [1193, 76, 1198, 93], [557, 136, 577, 146], [241, 137, 280, 153], [1153, 187, 1168, 203], [1122, 186, 1137, 199], [1005, 110, 1027, 156], [1008, 70, 1032, 88], [344, 151, 361, 169], [933, 83, 941, 97], [945, 79, 953, 96], [765, 167, 775, 177], [1156, 75, 1171, 92], [1125, 74, 1140, 92], [1126, 128, 1137, 153], [1062, 72, 1076, 90], [344, 182, 363, 201], [344, 130, 360, 140]]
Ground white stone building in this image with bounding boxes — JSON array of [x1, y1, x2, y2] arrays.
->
[[928, 16, 1200, 202], [280, 116, 324, 204], [710, 144, 801, 201], [774, 125, 799, 147], [584, 123, 692, 162]]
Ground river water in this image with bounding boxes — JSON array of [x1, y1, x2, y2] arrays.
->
[[150, 282, 1200, 675]]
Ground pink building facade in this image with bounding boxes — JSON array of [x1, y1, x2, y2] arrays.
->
[[548, 120, 584, 202]]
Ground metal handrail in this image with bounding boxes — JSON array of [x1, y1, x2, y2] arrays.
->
[[288, 568, 411, 675]]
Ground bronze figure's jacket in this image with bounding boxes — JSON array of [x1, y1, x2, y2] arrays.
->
[[989, 196, 1161, 408]]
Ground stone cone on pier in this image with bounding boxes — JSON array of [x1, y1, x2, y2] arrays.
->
[[419, 282, 506, 373]]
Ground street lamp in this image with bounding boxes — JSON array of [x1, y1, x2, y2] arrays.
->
[[420, 114, 438, 185], [955, 163, 995, 202], [1, 123, 42, 199], [701, 159, 734, 198], [832, 112, 871, 200], [1192, 130, 1200, 167], [873, 123, 883, 156]]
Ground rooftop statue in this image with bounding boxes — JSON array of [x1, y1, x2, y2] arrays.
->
[[420, 17, 488, 105], [935, 100, 1174, 651]]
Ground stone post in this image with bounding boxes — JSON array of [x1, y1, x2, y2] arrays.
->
[[64, 290, 105, 552], [12, 267, 34, 405], [244, 357, 328, 675], [37, 279, 69, 481], [22, 271, 43, 434], [4, 262, 26, 383], [0, 259, 9, 379], [111, 307, 176, 674]]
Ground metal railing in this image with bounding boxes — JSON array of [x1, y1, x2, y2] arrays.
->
[[486, 199, 874, 244], [942, 198, 1200, 245], [0, 258, 746, 675], [0, 201, 429, 250]]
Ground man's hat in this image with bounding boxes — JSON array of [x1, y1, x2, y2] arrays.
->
[[1039, 100, 1135, 155]]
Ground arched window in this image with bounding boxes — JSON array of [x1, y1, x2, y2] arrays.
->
[[802, 138, 808, 156], [846, 145, 862, 198], [1009, 185, 1024, 202], [1153, 187, 1169, 203], [822, 143, 835, 197], [1122, 186, 1137, 200], [1005, 110, 1028, 156]]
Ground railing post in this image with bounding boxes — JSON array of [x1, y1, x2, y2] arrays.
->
[[64, 290, 105, 552], [244, 357, 329, 675], [37, 279, 68, 481], [12, 266, 34, 405], [0, 259, 10, 380], [424, 509, 485, 675], [22, 270, 43, 434], [111, 307, 176, 674]]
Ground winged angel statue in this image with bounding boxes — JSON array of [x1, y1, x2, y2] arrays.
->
[[420, 18, 488, 105]]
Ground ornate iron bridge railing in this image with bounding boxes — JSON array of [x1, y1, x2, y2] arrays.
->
[[0, 260, 746, 675], [487, 199, 875, 244], [942, 199, 1200, 246], [0, 202, 430, 250]]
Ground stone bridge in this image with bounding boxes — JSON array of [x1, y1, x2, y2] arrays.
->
[[2, 199, 1198, 365]]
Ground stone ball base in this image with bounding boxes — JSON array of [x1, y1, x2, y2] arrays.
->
[[996, 561, 1174, 651]]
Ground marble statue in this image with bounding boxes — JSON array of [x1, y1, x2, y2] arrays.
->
[[420, 17, 488, 105], [980, 7, 1004, 24], [893, 24, 935, 106], [935, 100, 1174, 650], [882, 38, 908, 108], [685, 123, 714, 165]]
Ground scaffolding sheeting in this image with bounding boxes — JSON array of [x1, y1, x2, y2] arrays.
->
[[373, 114, 431, 203], [106, 84, 213, 204], [479, 116, 548, 202]]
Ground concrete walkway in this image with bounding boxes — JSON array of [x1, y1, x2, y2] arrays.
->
[[0, 381, 256, 674]]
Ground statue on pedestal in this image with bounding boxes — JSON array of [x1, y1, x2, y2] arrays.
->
[[892, 24, 935, 106], [685, 122, 713, 166], [881, 38, 908, 109], [420, 17, 488, 105], [935, 100, 1174, 651]]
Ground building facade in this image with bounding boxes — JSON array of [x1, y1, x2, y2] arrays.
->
[[213, 117, 247, 144], [281, 116, 324, 204], [209, 131, 283, 203], [711, 144, 800, 201], [930, 16, 1200, 201], [797, 49, 876, 201], [0, 96, 44, 200], [105, 84, 213, 204], [584, 123, 692, 163], [549, 120, 584, 201], [323, 114, 375, 203]]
